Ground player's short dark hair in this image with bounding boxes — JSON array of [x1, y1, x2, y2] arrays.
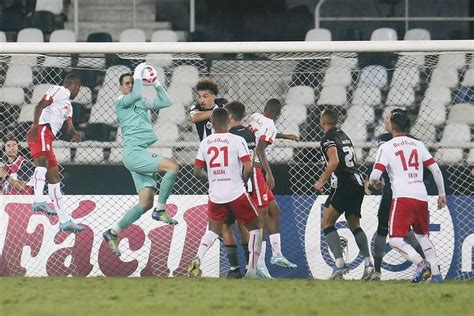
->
[[321, 108, 338, 125], [119, 73, 133, 85], [264, 98, 282, 115], [391, 111, 410, 133], [225, 101, 246, 121], [212, 107, 230, 127], [63, 73, 81, 86], [196, 79, 218, 96]]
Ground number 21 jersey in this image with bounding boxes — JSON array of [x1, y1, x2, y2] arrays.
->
[[374, 135, 436, 200]]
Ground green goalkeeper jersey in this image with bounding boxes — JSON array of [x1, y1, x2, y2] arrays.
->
[[115, 79, 172, 149]]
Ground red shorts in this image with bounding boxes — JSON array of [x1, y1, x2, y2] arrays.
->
[[208, 193, 258, 224], [250, 166, 275, 208], [28, 124, 58, 168], [389, 197, 429, 237]]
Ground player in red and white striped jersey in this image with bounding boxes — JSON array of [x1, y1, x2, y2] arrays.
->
[[247, 99, 299, 275], [27, 73, 84, 233], [369, 111, 446, 283], [188, 108, 263, 278]]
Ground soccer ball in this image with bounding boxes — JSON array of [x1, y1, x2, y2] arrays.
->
[[142, 64, 157, 86]]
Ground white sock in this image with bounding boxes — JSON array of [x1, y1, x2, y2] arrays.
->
[[257, 241, 267, 268], [48, 183, 70, 223], [155, 202, 165, 211], [33, 167, 47, 203], [415, 234, 441, 275], [111, 224, 121, 236], [389, 237, 423, 265], [335, 258, 345, 268], [196, 230, 219, 261], [269, 233, 282, 257], [364, 257, 372, 267], [247, 229, 262, 275]]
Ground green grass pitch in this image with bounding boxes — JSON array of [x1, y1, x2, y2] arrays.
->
[[1, 278, 472, 316]]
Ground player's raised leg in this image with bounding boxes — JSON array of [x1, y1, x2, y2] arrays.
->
[[151, 157, 179, 225]]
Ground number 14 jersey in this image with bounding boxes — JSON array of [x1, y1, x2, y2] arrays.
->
[[374, 135, 436, 201]]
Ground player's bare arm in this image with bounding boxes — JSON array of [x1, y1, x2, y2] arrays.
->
[[27, 99, 50, 140], [255, 139, 275, 190], [190, 110, 213, 123], [64, 119, 82, 142], [242, 160, 252, 184], [193, 164, 208, 181], [314, 146, 338, 192], [276, 133, 300, 142]]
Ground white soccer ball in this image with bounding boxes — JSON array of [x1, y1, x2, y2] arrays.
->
[[142, 64, 157, 86]]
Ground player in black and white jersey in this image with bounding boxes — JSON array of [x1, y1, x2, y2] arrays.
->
[[366, 108, 424, 280], [313, 109, 374, 280]]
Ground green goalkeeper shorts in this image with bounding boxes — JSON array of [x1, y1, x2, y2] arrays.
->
[[122, 146, 164, 193]]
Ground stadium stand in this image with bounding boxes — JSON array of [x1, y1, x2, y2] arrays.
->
[[317, 86, 347, 106], [304, 28, 332, 41], [370, 27, 398, 41], [430, 67, 459, 88]]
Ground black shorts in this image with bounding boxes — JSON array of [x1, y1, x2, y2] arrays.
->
[[324, 183, 364, 217], [377, 190, 393, 230]]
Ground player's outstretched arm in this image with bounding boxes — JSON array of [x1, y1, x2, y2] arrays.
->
[[314, 147, 339, 192], [276, 133, 300, 142]]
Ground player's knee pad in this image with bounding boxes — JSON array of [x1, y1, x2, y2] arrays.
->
[[377, 226, 388, 237]]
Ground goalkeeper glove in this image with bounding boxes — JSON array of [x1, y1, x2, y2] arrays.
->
[[133, 62, 147, 80]]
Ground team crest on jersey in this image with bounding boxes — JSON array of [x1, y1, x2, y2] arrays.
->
[[262, 194, 268, 201], [205, 121, 212, 130], [152, 154, 157, 158]]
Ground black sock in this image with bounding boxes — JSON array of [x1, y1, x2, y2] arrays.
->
[[242, 244, 249, 263], [224, 245, 239, 270]]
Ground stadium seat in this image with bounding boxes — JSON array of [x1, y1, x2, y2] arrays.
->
[[417, 102, 446, 126], [421, 86, 452, 107], [35, 0, 63, 15], [167, 84, 193, 106], [317, 86, 347, 106], [358, 65, 388, 88], [171, 65, 200, 87], [328, 56, 358, 70], [430, 67, 459, 88], [103, 65, 131, 87], [437, 53, 466, 70], [385, 86, 415, 107], [365, 147, 378, 163], [467, 149, 474, 164], [4, 64, 33, 88], [435, 148, 464, 164], [461, 68, 474, 86], [351, 86, 382, 106], [404, 28, 431, 41], [304, 28, 331, 41], [18, 104, 35, 122], [285, 86, 315, 106], [340, 122, 367, 145], [49, 29, 76, 42], [89, 88, 120, 125], [0, 31, 6, 42], [346, 105, 375, 125], [87, 32, 113, 42], [157, 104, 186, 125], [152, 121, 179, 143], [0, 87, 24, 105], [119, 28, 146, 42], [280, 104, 307, 125], [391, 67, 420, 88], [410, 124, 437, 143], [447, 103, 474, 124], [75, 86, 93, 106], [29, 11, 56, 34], [17, 27, 44, 42], [370, 28, 398, 41], [322, 67, 352, 87], [151, 30, 178, 42], [31, 84, 52, 103], [440, 123, 471, 145], [145, 53, 173, 68]]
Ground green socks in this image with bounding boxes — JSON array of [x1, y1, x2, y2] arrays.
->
[[157, 171, 178, 204], [118, 204, 146, 230]]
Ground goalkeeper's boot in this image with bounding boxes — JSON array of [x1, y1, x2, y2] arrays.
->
[[187, 257, 202, 278], [227, 268, 242, 279], [411, 260, 431, 283], [426, 274, 443, 284], [32, 202, 57, 216], [255, 266, 273, 279], [329, 265, 348, 280], [370, 271, 382, 281], [59, 220, 85, 233], [361, 264, 375, 281], [152, 209, 178, 225], [270, 255, 297, 269], [103, 229, 121, 257]]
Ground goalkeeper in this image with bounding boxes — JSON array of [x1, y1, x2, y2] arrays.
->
[[103, 63, 179, 256]]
